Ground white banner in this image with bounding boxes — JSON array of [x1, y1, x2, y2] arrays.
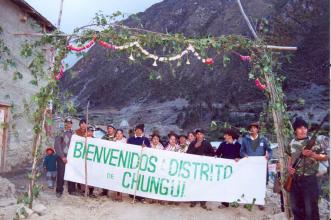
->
[[64, 135, 267, 205]]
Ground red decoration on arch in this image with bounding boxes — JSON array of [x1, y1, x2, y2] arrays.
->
[[55, 63, 65, 80], [204, 58, 214, 65], [98, 40, 116, 49], [255, 78, 267, 91], [67, 35, 97, 52], [239, 55, 251, 62]]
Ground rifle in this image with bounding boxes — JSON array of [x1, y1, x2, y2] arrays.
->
[[284, 113, 329, 192]]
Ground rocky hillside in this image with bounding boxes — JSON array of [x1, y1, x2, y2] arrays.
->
[[60, 0, 329, 137]]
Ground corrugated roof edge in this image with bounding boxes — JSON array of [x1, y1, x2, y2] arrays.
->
[[10, 0, 57, 32]]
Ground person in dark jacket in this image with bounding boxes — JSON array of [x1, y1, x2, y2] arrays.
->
[[54, 117, 76, 197], [127, 124, 150, 203], [215, 128, 241, 208], [127, 124, 151, 148], [216, 128, 241, 160], [187, 129, 214, 210], [43, 147, 58, 189]]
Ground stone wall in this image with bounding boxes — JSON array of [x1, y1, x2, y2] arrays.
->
[[0, 0, 53, 172]]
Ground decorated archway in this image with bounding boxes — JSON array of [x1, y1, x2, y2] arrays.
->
[[13, 2, 298, 218]]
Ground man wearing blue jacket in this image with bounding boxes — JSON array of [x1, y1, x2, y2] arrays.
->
[[240, 122, 272, 210]]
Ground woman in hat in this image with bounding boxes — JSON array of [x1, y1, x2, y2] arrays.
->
[[150, 133, 164, 150]]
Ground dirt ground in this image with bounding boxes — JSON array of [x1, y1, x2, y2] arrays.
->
[[1, 168, 329, 220]]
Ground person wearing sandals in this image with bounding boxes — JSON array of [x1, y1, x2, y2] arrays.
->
[[215, 128, 241, 209]]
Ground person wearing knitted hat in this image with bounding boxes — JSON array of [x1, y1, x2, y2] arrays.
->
[[43, 147, 58, 189], [287, 117, 328, 220]]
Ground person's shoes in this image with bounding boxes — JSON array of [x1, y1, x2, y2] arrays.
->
[[48, 186, 54, 189], [190, 202, 196, 208], [56, 193, 62, 198], [201, 204, 208, 209], [218, 204, 225, 209], [140, 199, 147, 204], [99, 191, 108, 197], [68, 192, 79, 196], [89, 194, 97, 198], [258, 205, 265, 211]]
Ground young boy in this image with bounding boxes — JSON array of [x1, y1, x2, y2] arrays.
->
[[43, 147, 58, 189]]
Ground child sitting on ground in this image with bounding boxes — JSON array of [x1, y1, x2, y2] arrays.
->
[[43, 147, 58, 189]]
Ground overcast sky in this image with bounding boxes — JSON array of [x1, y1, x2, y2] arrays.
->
[[26, 0, 162, 33], [25, 0, 162, 67]]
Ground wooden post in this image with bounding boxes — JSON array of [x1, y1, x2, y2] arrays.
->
[[57, 0, 65, 30], [132, 140, 145, 204], [28, 108, 47, 209], [84, 100, 90, 197], [27, 0, 65, 209], [264, 72, 292, 218], [236, 0, 258, 40], [236, 0, 292, 218]]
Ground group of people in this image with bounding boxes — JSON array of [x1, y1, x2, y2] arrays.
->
[[42, 116, 328, 218]]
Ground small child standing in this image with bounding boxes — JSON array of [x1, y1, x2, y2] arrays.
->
[[43, 147, 58, 189]]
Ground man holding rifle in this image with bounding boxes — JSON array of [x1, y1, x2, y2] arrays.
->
[[287, 117, 328, 220]]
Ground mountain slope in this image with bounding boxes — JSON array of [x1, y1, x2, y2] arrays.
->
[[60, 0, 329, 135]]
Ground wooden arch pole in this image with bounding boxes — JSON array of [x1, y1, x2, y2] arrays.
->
[[236, 0, 292, 218]]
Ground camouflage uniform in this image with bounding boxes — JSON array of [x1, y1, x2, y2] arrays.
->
[[178, 144, 188, 153], [287, 137, 325, 220], [102, 134, 115, 141], [288, 137, 324, 176]]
